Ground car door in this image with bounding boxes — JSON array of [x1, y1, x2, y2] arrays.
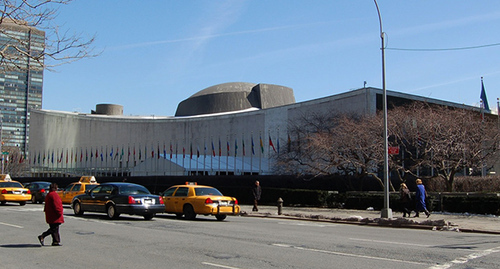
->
[[80, 185, 102, 211], [92, 185, 114, 213], [162, 187, 177, 213], [60, 183, 77, 203], [172, 187, 189, 212]]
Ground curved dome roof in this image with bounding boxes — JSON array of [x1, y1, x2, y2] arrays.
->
[[175, 82, 295, 117], [189, 82, 256, 98]]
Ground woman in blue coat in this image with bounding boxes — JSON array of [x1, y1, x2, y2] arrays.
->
[[415, 179, 431, 218]]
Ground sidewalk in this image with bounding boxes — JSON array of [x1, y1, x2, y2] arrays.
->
[[240, 205, 500, 235]]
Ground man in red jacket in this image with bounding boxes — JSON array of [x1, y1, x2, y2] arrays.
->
[[38, 183, 64, 246]]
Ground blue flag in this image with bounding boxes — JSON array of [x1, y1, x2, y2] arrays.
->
[[480, 78, 490, 110]]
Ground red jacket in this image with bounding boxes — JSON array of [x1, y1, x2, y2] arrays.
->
[[44, 191, 64, 224]]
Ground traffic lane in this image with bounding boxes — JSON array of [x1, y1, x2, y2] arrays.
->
[[154, 214, 500, 268], [1, 205, 500, 269]]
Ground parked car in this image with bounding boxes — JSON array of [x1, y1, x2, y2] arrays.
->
[[57, 176, 99, 204], [161, 182, 240, 221], [24, 181, 51, 204], [71, 182, 164, 220], [0, 174, 31, 206]]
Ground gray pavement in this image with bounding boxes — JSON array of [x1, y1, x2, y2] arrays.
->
[[240, 205, 500, 235]]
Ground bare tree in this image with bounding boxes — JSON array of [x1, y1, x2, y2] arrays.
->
[[0, 0, 97, 72], [389, 103, 500, 192], [275, 112, 392, 191], [276, 103, 499, 193]]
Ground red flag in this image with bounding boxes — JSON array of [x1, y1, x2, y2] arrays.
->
[[269, 135, 276, 152]]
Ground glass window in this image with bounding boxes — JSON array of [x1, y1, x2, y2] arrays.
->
[[195, 187, 223, 196], [174, 187, 189, 197], [71, 184, 81, 192], [162, 187, 176, 197]]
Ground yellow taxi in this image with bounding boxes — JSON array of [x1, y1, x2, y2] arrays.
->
[[0, 174, 31, 206], [57, 176, 99, 204], [161, 182, 240, 221]]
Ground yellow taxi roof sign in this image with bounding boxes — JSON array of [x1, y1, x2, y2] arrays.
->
[[0, 174, 12, 181], [79, 176, 97, 184]]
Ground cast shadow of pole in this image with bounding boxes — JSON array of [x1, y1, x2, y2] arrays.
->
[[1, 244, 42, 248]]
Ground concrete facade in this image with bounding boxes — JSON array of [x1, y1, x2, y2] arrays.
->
[[29, 86, 484, 177]]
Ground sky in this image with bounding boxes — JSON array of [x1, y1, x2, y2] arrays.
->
[[42, 0, 500, 116]]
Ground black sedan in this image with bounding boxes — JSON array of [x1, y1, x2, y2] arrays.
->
[[71, 182, 164, 220], [24, 181, 51, 204]]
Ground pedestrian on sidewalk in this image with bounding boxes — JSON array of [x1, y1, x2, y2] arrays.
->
[[414, 179, 430, 218], [399, 183, 412, 217], [38, 183, 64, 246], [252, 180, 261, 212]]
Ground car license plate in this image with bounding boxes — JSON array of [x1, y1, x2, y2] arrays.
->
[[13, 191, 21, 194], [219, 201, 228, 206], [143, 199, 152, 204]]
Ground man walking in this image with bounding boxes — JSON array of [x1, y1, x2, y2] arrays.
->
[[38, 183, 64, 246]]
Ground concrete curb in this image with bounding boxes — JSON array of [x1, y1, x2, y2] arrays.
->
[[240, 211, 500, 235]]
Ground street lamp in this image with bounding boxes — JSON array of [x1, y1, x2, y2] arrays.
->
[[374, 0, 392, 218]]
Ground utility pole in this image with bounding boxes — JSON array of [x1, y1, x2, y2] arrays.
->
[[374, 0, 392, 218]]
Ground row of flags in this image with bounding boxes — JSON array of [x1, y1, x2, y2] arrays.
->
[[30, 134, 288, 166]]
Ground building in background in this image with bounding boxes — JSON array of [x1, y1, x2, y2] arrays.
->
[[29, 83, 493, 177], [0, 19, 45, 157]]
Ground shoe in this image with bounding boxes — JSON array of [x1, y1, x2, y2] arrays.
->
[[51, 243, 62, 246], [426, 212, 431, 218], [38, 235, 44, 246]]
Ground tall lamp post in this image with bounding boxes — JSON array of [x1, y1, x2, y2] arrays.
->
[[374, 0, 392, 218]]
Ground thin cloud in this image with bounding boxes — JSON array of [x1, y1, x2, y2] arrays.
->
[[107, 21, 345, 51]]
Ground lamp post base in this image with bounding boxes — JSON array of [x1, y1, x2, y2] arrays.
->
[[380, 208, 393, 218]]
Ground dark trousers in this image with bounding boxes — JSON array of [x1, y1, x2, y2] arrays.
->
[[41, 223, 61, 244], [253, 199, 259, 211]]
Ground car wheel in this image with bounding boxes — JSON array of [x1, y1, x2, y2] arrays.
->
[[143, 214, 154, 220], [19, 201, 26, 206], [73, 201, 84, 215], [183, 204, 196, 220], [0, 201, 6, 205], [215, 215, 227, 221], [175, 213, 183, 219], [107, 204, 120, 219], [31, 195, 37, 204]]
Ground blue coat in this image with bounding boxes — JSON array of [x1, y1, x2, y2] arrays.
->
[[415, 184, 427, 211]]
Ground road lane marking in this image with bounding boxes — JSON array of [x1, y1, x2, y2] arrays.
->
[[273, 243, 429, 265], [277, 221, 339, 228], [350, 238, 433, 248], [428, 246, 500, 269], [202, 262, 242, 269], [0, 221, 23, 228]]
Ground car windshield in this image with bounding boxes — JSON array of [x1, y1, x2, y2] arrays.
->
[[195, 187, 223, 196], [0, 182, 23, 188], [39, 183, 51, 189], [119, 185, 151, 195]]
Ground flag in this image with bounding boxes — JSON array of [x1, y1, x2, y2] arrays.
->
[[480, 77, 490, 110], [269, 135, 276, 153], [234, 138, 238, 157], [197, 145, 200, 158], [110, 147, 113, 157], [260, 135, 264, 153], [190, 143, 193, 159], [182, 146, 185, 158], [157, 144, 160, 159], [251, 135, 255, 155], [218, 138, 222, 156], [212, 141, 215, 157], [227, 140, 230, 155], [170, 142, 173, 159], [163, 144, 166, 159], [242, 137, 246, 156]]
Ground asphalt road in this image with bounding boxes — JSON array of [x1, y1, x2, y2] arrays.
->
[[1, 204, 499, 269]]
